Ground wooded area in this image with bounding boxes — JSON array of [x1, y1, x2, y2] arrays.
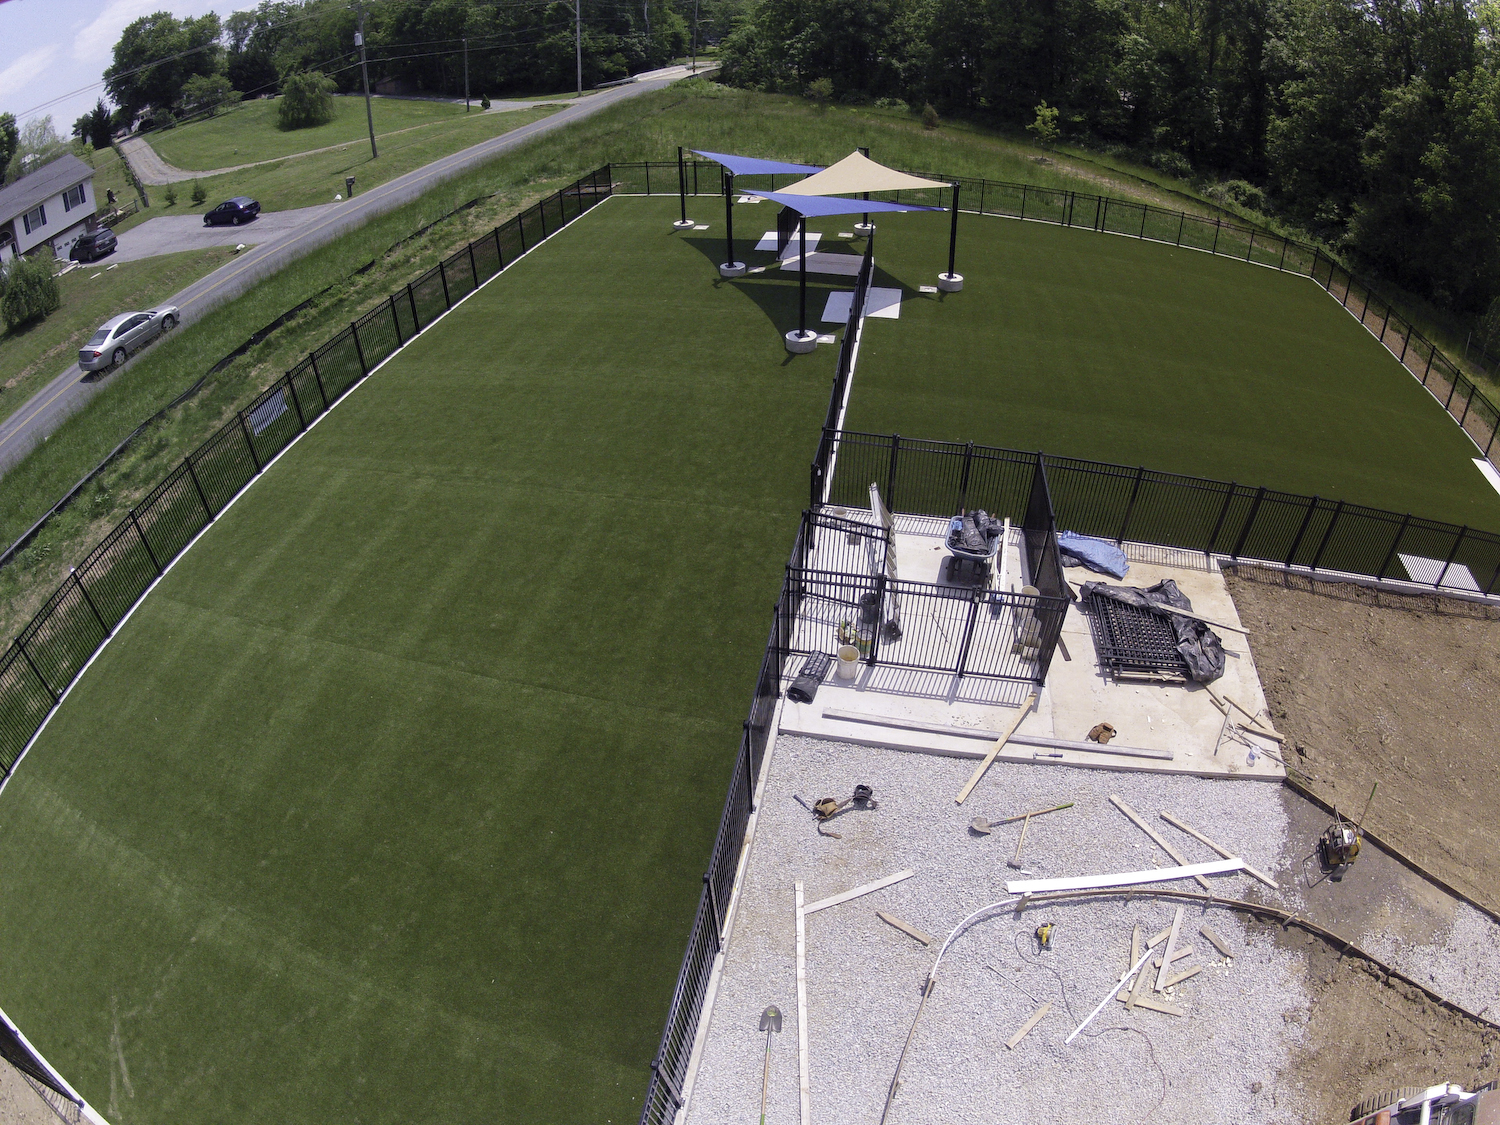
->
[[720, 0, 1500, 319]]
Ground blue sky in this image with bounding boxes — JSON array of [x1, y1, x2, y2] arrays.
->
[[0, 0, 225, 132]]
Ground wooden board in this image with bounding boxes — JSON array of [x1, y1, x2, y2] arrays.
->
[[1160, 811, 1278, 889], [804, 870, 914, 915], [1163, 965, 1203, 989], [1005, 1001, 1053, 1050], [1156, 907, 1185, 992], [955, 692, 1038, 804], [1111, 795, 1212, 891], [1115, 993, 1185, 1016], [1200, 924, 1233, 958], [876, 910, 934, 946]]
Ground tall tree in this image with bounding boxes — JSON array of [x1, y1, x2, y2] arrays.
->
[[105, 12, 224, 118]]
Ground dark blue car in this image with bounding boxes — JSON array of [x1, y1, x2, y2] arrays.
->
[[203, 197, 261, 226]]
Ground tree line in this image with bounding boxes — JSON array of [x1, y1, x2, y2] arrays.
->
[[719, 0, 1500, 319]]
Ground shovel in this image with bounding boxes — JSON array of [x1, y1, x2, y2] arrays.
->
[[970, 802, 1074, 836], [759, 1006, 782, 1125]]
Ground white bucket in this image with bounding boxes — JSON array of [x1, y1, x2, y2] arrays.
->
[[835, 645, 861, 680]]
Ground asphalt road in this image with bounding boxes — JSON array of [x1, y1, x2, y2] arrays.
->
[[109, 206, 339, 263], [0, 65, 709, 481]]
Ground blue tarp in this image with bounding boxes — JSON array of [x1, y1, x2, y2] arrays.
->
[[741, 190, 945, 218], [690, 150, 825, 177], [1057, 531, 1130, 578]]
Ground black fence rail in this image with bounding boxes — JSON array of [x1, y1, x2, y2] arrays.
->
[[0, 165, 613, 782], [823, 430, 1500, 597], [616, 158, 1500, 468]]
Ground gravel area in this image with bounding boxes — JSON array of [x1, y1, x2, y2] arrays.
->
[[1360, 900, 1500, 1021], [683, 735, 1314, 1125]]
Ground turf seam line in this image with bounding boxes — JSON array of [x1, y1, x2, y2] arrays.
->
[[0, 194, 617, 804]]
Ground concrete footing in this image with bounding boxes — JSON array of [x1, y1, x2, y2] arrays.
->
[[719, 261, 748, 278], [672, 219, 696, 230], [938, 272, 965, 292], [784, 329, 819, 354], [853, 222, 876, 237]]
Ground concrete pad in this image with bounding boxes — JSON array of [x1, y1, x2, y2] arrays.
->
[[1398, 552, 1480, 591], [777, 514, 1283, 781], [779, 251, 863, 275], [755, 230, 820, 257]]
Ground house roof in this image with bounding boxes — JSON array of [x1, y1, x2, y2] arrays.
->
[[0, 154, 93, 224]]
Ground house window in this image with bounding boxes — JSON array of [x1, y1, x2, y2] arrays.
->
[[62, 184, 86, 212], [21, 204, 45, 234]]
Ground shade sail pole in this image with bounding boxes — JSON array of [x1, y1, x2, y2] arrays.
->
[[859, 145, 871, 233], [725, 172, 734, 262], [939, 181, 964, 292], [673, 147, 694, 229], [799, 216, 808, 334]]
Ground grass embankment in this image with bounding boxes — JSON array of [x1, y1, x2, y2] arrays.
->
[[0, 82, 1247, 645], [847, 213, 1500, 527], [0, 195, 831, 1125], [84, 147, 153, 234], [0, 248, 233, 421], [143, 99, 559, 212]]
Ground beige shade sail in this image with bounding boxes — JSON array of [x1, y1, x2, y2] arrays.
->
[[775, 151, 951, 196]]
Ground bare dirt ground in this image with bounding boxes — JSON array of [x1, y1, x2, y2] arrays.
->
[[0, 1060, 66, 1125], [1225, 568, 1500, 916]]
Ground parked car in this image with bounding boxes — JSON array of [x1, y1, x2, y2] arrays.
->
[[69, 228, 117, 262], [203, 197, 260, 226], [78, 305, 180, 372]]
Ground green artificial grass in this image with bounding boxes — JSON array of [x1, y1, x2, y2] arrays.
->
[[0, 197, 836, 1125], [845, 212, 1500, 528]]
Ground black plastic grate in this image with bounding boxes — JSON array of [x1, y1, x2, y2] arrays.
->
[[1083, 592, 1190, 680]]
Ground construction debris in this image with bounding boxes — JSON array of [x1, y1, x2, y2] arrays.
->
[[1004, 857, 1244, 894], [1200, 924, 1233, 958], [876, 911, 934, 946], [804, 870, 914, 915], [1160, 810, 1279, 888], [954, 692, 1038, 804], [1156, 907, 1185, 991], [1005, 1001, 1053, 1049], [1110, 795, 1213, 891]]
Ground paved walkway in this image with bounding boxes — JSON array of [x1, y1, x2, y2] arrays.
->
[[0, 65, 710, 481]]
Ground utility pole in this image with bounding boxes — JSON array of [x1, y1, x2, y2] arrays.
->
[[575, 0, 583, 97], [643, 0, 649, 43], [464, 37, 470, 111], [690, 0, 699, 72], [356, 6, 377, 158]]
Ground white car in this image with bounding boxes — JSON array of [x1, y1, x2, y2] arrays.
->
[[79, 305, 179, 372]]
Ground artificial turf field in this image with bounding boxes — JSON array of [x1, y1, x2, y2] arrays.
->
[[847, 211, 1500, 528], [0, 193, 1497, 1125]]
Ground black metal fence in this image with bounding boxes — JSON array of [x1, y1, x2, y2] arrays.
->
[[616, 158, 1500, 468], [822, 430, 1500, 596], [0, 166, 613, 782]]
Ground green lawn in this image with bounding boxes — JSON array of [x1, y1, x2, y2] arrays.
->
[[147, 104, 559, 213], [151, 95, 547, 171], [0, 197, 834, 1125], [0, 247, 234, 420], [844, 212, 1500, 527]]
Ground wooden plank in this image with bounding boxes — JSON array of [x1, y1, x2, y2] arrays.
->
[[1137, 601, 1250, 635], [1159, 811, 1279, 889], [876, 911, 934, 946], [804, 869, 914, 915], [1114, 993, 1185, 1016], [820, 709, 1174, 761], [1004, 857, 1243, 894], [1156, 906, 1184, 992], [1148, 925, 1172, 948], [1224, 693, 1286, 741], [1111, 795, 1212, 891], [955, 692, 1038, 804], [1005, 1001, 1053, 1050], [1131, 924, 1141, 972], [1200, 925, 1233, 958], [1163, 965, 1203, 989], [1152, 945, 1195, 968], [795, 882, 810, 1125]]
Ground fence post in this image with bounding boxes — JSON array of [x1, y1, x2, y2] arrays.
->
[[1341, 276, 1352, 308], [1117, 466, 1145, 543], [285, 375, 306, 431], [74, 570, 108, 633], [1459, 385, 1477, 426], [516, 215, 528, 254], [493, 228, 505, 270], [237, 412, 263, 473], [702, 873, 723, 947], [1284, 496, 1319, 566], [388, 295, 404, 347], [957, 441, 974, 513], [1399, 323, 1410, 363], [1205, 482, 1237, 557], [1229, 486, 1266, 559], [129, 510, 163, 573], [1277, 239, 1287, 270], [1308, 499, 1344, 573], [979, 179, 985, 215], [407, 283, 421, 333], [1211, 218, 1220, 255], [1139, 205, 1147, 239], [1020, 184, 1027, 219], [1434, 527, 1467, 589], [1245, 230, 1255, 261], [438, 261, 451, 310], [1093, 195, 1101, 230], [468, 244, 480, 289], [17, 640, 58, 703], [185, 455, 212, 518], [1176, 212, 1184, 246], [867, 573, 888, 666], [1377, 513, 1412, 579], [953, 593, 981, 678], [1445, 375, 1462, 410], [1101, 197, 1109, 232], [645, 162, 650, 195], [1378, 303, 1391, 341], [1486, 425, 1498, 458], [1065, 191, 1074, 226], [351, 322, 368, 377], [538, 200, 548, 238], [650, 1059, 684, 1110], [309, 352, 329, 407], [886, 434, 901, 513]]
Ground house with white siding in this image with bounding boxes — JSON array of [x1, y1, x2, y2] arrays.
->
[[0, 154, 97, 264]]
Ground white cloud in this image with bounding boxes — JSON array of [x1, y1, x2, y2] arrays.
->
[[0, 44, 61, 102], [72, 0, 169, 63]]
